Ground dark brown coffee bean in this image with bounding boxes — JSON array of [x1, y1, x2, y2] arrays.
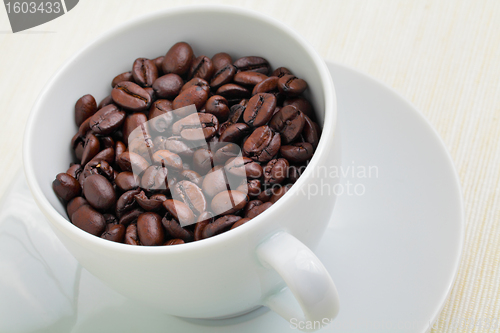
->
[[165, 239, 185, 245], [124, 223, 141, 245], [213, 143, 241, 165], [144, 87, 156, 101], [111, 81, 151, 112], [245, 201, 272, 219], [283, 97, 314, 119], [172, 180, 207, 215], [216, 83, 250, 100], [82, 174, 116, 211], [132, 58, 158, 87], [202, 166, 229, 198], [53, 173, 81, 201], [181, 170, 203, 188], [67, 197, 88, 219], [264, 158, 289, 184], [193, 211, 213, 241], [162, 42, 194, 76], [256, 187, 273, 202], [78, 118, 91, 138], [101, 223, 125, 243], [280, 142, 314, 163], [205, 95, 229, 122], [89, 104, 126, 136], [134, 190, 165, 211], [152, 74, 183, 99], [140, 165, 169, 191], [172, 113, 219, 141], [137, 212, 164, 246], [72, 205, 106, 236], [269, 183, 292, 203], [233, 56, 270, 74], [119, 208, 144, 225], [172, 85, 209, 115], [115, 172, 140, 191], [80, 160, 114, 186], [252, 76, 279, 95], [288, 165, 304, 183], [243, 93, 276, 127], [242, 126, 281, 162], [122, 112, 150, 143], [115, 141, 126, 164], [189, 55, 214, 81], [66, 164, 83, 180], [81, 133, 100, 166], [269, 105, 305, 144], [202, 215, 242, 238], [210, 64, 236, 90], [230, 217, 251, 229], [162, 217, 194, 242], [240, 179, 262, 197], [163, 199, 195, 227], [211, 52, 232, 72], [153, 56, 164, 74], [112, 71, 134, 88], [219, 123, 251, 143], [148, 100, 175, 133], [225, 156, 263, 178], [302, 115, 320, 149], [97, 94, 113, 110], [271, 67, 293, 78], [152, 150, 183, 171], [116, 189, 141, 218], [181, 77, 210, 94], [117, 152, 150, 175], [234, 71, 268, 86], [75, 94, 97, 127], [72, 134, 84, 161], [278, 75, 308, 96], [99, 136, 115, 150], [211, 190, 248, 215]]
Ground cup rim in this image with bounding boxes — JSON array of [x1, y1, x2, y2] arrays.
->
[[23, 4, 336, 255]]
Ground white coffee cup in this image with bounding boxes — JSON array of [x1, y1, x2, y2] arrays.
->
[[23, 5, 341, 331]]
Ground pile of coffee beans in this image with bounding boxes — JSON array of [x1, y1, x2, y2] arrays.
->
[[52, 42, 321, 246]]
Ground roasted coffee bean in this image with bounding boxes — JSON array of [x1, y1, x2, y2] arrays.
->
[[158, 136, 194, 158], [172, 180, 207, 215], [234, 71, 268, 86], [83, 174, 117, 211], [78, 117, 91, 138], [101, 223, 126, 243], [271, 67, 293, 78], [202, 215, 242, 238], [124, 223, 141, 245], [278, 75, 308, 96], [283, 96, 314, 119], [134, 191, 165, 211], [140, 165, 169, 191], [244, 199, 262, 215], [115, 171, 140, 191], [115, 141, 126, 164], [153, 56, 164, 74], [173, 85, 209, 115], [181, 77, 210, 94], [202, 166, 229, 198], [99, 136, 115, 150], [152, 74, 183, 99], [181, 170, 203, 188], [103, 214, 118, 225], [116, 189, 141, 218], [72, 134, 85, 161], [230, 217, 251, 230], [81, 133, 100, 166], [89, 104, 126, 135], [132, 58, 158, 87], [75, 94, 97, 126], [66, 164, 83, 180], [288, 165, 305, 183], [270, 183, 292, 203], [211, 52, 232, 72], [256, 187, 273, 202], [119, 208, 144, 225], [67, 197, 88, 220], [210, 64, 236, 90], [149, 99, 173, 117], [205, 95, 229, 122], [111, 81, 151, 112], [233, 56, 270, 74], [137, 212, 164, 246], [219, 123, 251, 143], [165, 239, 185, 245], [264, 158, 289, 184], [245, 201, 272, 219], [211, 190, 248, 215], [53, 173, 81, 201], [225, 156, 263, 178], [242, 126, 281, 162], [213, 143, 241, 165], [252, 76, 279, 95], [117, 152, 150, 175], [152, 150, 183, 171], [193, 211, 213, 241], [302, 115, 320, 149], [80, 160, 114, 185], [144, 87, 156, 101], [122, 112, 150, 143], [269, 105, 305, 144], [280, 142, 314, 163], [149, 100, 175, 133], [243, 93, 276, 127], [162, 42, 194, 76], [112, 71, 134, 88], [189, 55, 214, 81], [97, 94, 113, 110], [72, 205, 106, 236], [238, 179, 261, 197], [216, 83, 250, 100], [192, 148, 214, 175], [163, 199, 195, 227], [162, 217, 194, 242], [172, 113, 219, 141]]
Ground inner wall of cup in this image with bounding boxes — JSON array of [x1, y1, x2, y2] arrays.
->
[[30, 8, 326, 218]]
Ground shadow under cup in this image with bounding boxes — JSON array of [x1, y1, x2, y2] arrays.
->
[[24, 6, 337, 321]]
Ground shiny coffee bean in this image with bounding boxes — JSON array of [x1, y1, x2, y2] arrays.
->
[[243, 93, 276, 127], [162, 217, 194, 242], [202, 215, 242, 238], [152, 74, 183, 99], [205, 95, 229, 122], [100, 136, 115, 150], [278, 75, 308, 96], [101, 223, 126, 243], [283, 96, 314, 119], [219, 123, 251, 143], [210, 64, 236, 90], [172, 113, 219, 141], [97, 94, 113, 110], [89, 104, 126, 135], [66, 197, 88, 220], [211, 52, 232, 72], [302, 115, 320, 149], [132, 58, 158, 87], [75, 94, 97, 126], [225, 156, 263, 179], [228, 104, 246, 124], [78, 117, 91, 138], [162, 42, 194, 76], [230, 217, 251, 229], [122, 112, 150, 143], [83, 174, 117, 211], [173, 85, 209, 115], [152, 150, 183, 171], [89, 148, 115, 166], [211, 190, 248, 215], [193, 211, 213, 241], [158, 136, 194, 158], [115, 141, 126, 164], [213, 143, 241, 165], [153, 56, 164, 74], [117, 152, 150, 175], [233, 56, 270, 74], [192, 148, 214, 175], [181, 77, 210, 94], [81, 132, 100, 166], [189, 55, 214, 81], [172, 180, 207, 215], [144, 87, 156, 101], [245, 201, 272, 219], [252, 76, 279, 95], [111, 81, 151, 112], [140, 165, 169, 191], [165, 239, 185, 245], [53, 173, 81, 201], [242, 126, 281, 162], [137, 212, 164, 246], [115, 172, 140, 191], [134, 191, 165, 211], [163, 199, 195, 227], [72, 205, 106, 236], [256, 187, 273, 202], [116, 189, 140, 218], [202, 166, 229, 198], [66, 164, 82, 180], [269, 105, 305, 144], [264, 158, 289, 184], [149, 100, 175, 133], [112, 71, 134, 88], [271, 67, 293, 78], [125, 223, 141, 245], [72, 134, 85, 161], [280, 142, 314, 163], [119, 208, 144, 225], [241, 179, 261, 197], [234, 71, 268, 86], [216, 83, 250, 101], [80, 160, 114, 185]]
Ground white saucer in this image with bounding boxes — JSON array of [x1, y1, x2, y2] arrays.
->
[[0, 61, 463, 333]]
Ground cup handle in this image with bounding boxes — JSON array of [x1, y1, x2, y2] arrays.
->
[[256, 231, 340, 332]]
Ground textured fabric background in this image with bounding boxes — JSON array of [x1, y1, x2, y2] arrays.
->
[[0, 1, 499, 332]]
